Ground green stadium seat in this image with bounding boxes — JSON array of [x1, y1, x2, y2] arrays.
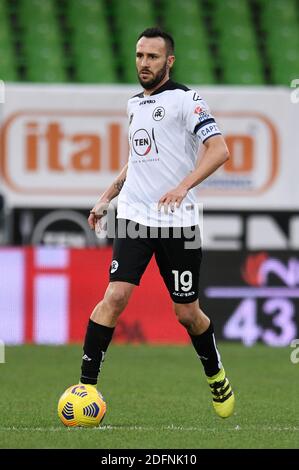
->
[[27, 63, 67, 83], [71, 15, 110, 52], [68, 0, 117, 83], [212, 0, 250, 31], [219, 25, 257, 48], [211, 0, 264, 84], [223, 65, 264, 85], [26, 50, 67, 83], [271, 50, 299, 86], [175, 63, 215, 85], [17, 0, 67, 82], [111, 0, 155, 83], [0, 1, 6, 16], [114, 0, 154, 23], [0, 21, 13, 49], [259, 0, 298, 29], [73, 40, 116, 83], [2, 0, 295, 85], [23, 23, 62, 47], [258, 0, 299, 84], [68, 0, 106, 27], [161, 0, 215, 84], [221, 44, 264, 84], [163, 0, 204, 25], [0, 52, 18, 81], [0, 2, 18, 81], [19, 0, 56, 24], [76, 60, 117, 84]]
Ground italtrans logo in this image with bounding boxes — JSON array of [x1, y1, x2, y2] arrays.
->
[[1, 110, 279, 197], [1, 111, 128, 194]]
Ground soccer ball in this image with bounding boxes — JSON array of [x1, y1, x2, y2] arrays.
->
[[57, 384, 106, 427]]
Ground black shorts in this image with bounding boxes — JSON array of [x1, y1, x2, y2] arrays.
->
[[109, 219, 202, 304]]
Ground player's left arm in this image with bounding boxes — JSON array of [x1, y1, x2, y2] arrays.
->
[[158, 134, 229, 211]]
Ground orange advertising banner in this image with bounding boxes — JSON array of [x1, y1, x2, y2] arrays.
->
[[0, 84, 296, 209]]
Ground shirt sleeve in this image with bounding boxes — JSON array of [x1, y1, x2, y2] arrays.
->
[[183, 90, 222, 143]]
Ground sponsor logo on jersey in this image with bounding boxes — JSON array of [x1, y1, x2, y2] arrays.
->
[[197, 110, 211, 122], [152, 107, 165, 121], [172, 291, 195, 297], [139, 99, 156, 106], [194, 106, 203, 115], [110, 260, 119, 273], [132, 129, 152, 156]]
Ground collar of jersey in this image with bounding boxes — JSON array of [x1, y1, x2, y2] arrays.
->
[[149, 79, 173, 96], [140, 79, 184, 97]]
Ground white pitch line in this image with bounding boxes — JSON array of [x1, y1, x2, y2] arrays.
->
[[0, 425, 299, 432]]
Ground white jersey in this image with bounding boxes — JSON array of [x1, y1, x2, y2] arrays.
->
[[117, 80, 221, 227]]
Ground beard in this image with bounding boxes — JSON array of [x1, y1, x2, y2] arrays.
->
[[137, 60, 168, 90]]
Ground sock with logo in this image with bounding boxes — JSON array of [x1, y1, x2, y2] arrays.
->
[[189, 321, 222, 377], [80, 319, 115, 385]]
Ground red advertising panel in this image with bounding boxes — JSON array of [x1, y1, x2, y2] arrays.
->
[[1, 247, 298, 346], [0, 247, 188, 345]]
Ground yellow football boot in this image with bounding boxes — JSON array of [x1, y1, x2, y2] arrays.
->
[[207, 368, 235, 418]]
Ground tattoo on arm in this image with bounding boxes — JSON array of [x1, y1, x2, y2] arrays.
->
[[114, 178, 126, 194]]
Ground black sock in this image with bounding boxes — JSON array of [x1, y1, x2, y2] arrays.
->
[[80, 319, 115, 385], [189, 321, 222, 377]]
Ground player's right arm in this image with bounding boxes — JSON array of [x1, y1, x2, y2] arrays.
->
[[88, 163, 128, 230]]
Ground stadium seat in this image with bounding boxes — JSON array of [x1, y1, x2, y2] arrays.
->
[[19, 0, 55, 23], [0, 3, 18, 81], [75, 48, 117, 83], [0, 51, 18, 82], [258, 0, 298, 29], [26, 51, 66, 83], [162, 0, 215, 84], [68, 0, 106, 26], [258, 0, 299, 84], [18, 0, 67, 82], [1, 0, 297, 85], [68, 0, 117, 83], [111, 0, 155, 83], [211, 0, 264, 84]]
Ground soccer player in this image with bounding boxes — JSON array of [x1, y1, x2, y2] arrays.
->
[[80, 27, 235, 418]]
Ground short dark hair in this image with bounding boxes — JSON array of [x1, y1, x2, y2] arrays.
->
[[137, 27, 175, 56]]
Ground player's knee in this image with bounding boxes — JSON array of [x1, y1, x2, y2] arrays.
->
[[174, 303, 194, 328], [104, 284, 130, 314]]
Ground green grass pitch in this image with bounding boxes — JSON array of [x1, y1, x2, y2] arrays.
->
[[0, 343, 298, 449]]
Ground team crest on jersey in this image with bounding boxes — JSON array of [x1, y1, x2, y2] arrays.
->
[[152, 107, 165, 121], [110, 260, 119, 274]]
